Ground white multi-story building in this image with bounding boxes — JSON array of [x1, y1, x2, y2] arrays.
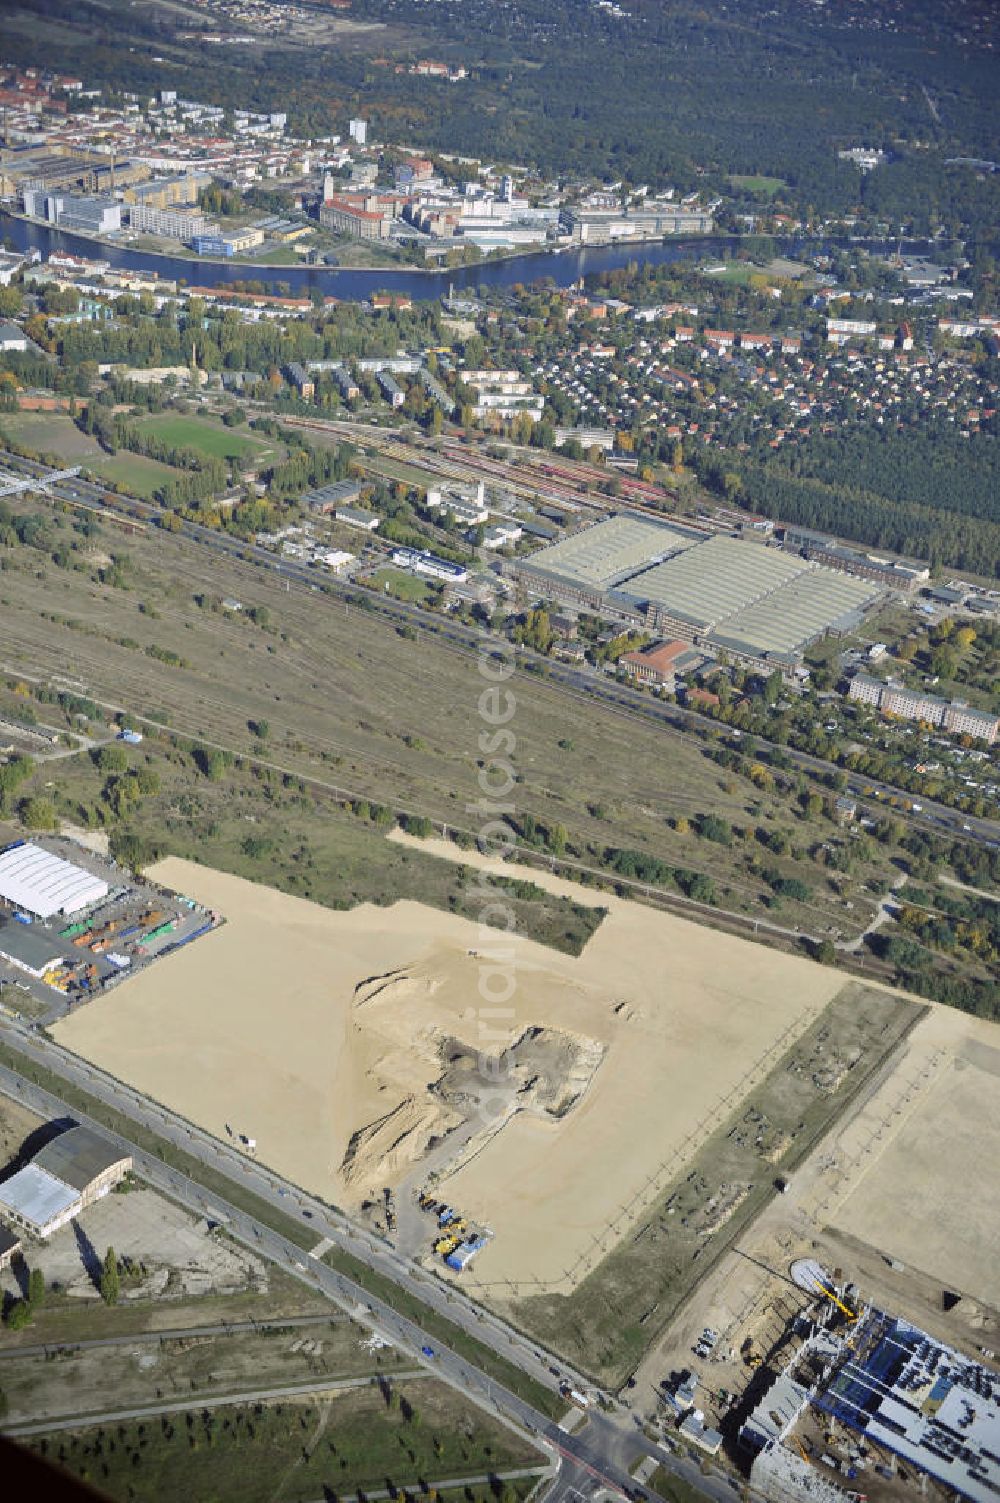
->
[[129, 203, 213, 239], [849, 674, 999, 743], [827, 317, 878, 343], [391, 547, 468, 582], [462, 369, 544, 421], [847, 674, 882, 709], [23, 190, 121, 234]]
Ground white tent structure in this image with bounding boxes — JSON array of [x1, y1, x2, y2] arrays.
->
[[0, 842, 109, 919]]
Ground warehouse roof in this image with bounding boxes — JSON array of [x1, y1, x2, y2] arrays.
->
[[622, 535, 882, 654], [34, 1125, 130, 1193], [0, 842, 109, 919], [300, 478, 363, 512], [0, 920, 68, 977], [716, 567, 878, 656], [526, 514, 698, 591], [0, 1164, 79, 1231], [628, 535, 808, 629]]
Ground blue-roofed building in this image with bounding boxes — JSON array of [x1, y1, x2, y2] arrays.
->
[[814, 1309, 1000, 1503]]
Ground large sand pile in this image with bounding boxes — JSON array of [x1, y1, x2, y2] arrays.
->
[[53, 849, 845, 1289]]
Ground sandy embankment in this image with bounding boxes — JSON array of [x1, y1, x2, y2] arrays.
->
[[54, 848, 846, 1290]]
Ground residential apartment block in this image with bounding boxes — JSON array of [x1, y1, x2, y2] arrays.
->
[[848, 674, 999, 743], [461, 368, 544, 421], [129, 202, 212, 239]]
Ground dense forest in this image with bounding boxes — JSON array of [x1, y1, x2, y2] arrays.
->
[[696, 449, 1000, 577], [1, 0, 998, 237], [748, 425, 999, 523]]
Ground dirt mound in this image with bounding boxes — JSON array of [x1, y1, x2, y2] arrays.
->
[[435, 1025, 604, 1121], [340, 1094, 462, 1194]]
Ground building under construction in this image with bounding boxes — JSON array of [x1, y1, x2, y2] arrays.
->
[[740, 1283, 1000, 1503]]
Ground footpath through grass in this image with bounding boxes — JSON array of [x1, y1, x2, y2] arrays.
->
[[0, 1039, 563, 1420], [28, 1380, 545, 1503]]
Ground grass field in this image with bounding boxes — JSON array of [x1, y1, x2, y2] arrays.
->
[[0, 411, 182, 497], [371, 566, 436, 603], [27, 1380, 544, 1503], [87, 450, 182, 498], [0, 412, 100, 462], [0, 495, 900, 948], [649, 1466, 713, 1501], [702, 261, 764, 286], [135, 413, 276, 463], [728, 173, 786, 195], [252, 245, 305, 265]]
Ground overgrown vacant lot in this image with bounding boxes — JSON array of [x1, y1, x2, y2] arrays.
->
[[1, 412, 104, 462], [1, 1316, 416, 1426], [0, 412, 181, 497], [28, 1380, 543, 1503], [0, 498, 900, 942], [7, 739, 603, 954]]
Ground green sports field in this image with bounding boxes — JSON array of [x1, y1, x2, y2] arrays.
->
[[728, 173, 787, 195], [135, 413, 277, 462]]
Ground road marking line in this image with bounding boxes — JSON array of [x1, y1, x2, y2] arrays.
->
[[310, 1236, 334, 1258]]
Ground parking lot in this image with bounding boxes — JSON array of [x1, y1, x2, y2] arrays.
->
[[0, 1186, 267, 1307]]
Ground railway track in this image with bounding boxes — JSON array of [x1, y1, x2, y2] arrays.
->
[[5, 447, 998, 850]]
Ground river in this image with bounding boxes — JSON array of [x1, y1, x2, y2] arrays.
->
[[0, 210, 746, 299], [0, 211, 942, 303]]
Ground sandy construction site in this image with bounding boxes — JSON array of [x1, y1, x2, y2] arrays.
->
[[829, 1005, 1000, 1309], [635, 995, 1000, 1425], [53, 849, 847, 1290]]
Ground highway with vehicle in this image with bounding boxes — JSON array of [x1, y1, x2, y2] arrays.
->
[[0, 1020, 764, 1503], [0, 1014, 591, 1404]]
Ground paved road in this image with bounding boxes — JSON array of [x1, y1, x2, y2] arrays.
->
[[0, 1018, 591, 1400], [0, 1031, 763, 1503]]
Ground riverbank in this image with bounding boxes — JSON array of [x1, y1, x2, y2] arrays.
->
[[1, 210, 948, 304], [2, 208, 736, 301], [6, 206, 717, 277]]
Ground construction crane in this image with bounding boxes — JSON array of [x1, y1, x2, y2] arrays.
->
[[813, 1278, 857, 1322]]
